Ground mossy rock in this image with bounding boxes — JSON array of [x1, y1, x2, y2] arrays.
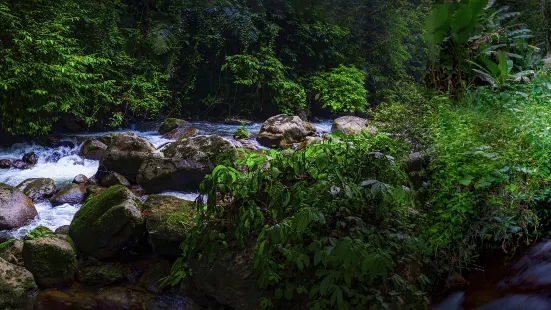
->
[[23, 235, 77, 288], [0, 239, 23, 265], [49, 183, 85, 206], [233, 127, 250, 140], [158, 118, 187, 135], [80, 139, 107, 160], [77, 263, 125, 287], [69, 185, 144, 260], [162, 127, 198, 140], [138, 260, 171, 293], [0, 257, 38, 309], [137, 135, 236, 193], [99, 132, 156, 182], [85, 185, 106, 199], [143, 195, 197, 258], [16, 178, 56, 201], [99, 172, 131, 188], [24, 226, 53, 241]]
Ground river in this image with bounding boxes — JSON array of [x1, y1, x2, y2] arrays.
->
[[0, 120, 333, 239]]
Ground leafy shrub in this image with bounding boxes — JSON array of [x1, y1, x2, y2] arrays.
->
[[233, 127, 250, 140], [170, 133, 430, 309], [310, 65, 369, 113]]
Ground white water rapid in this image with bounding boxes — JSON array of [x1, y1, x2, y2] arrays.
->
[[0, 120, 333, 239]]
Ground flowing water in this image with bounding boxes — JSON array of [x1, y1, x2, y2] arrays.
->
[[0, 120, 333, 239]]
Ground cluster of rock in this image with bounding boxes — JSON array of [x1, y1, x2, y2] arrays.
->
[[0, 114, 382, 309], [0, 151, 39, 170]]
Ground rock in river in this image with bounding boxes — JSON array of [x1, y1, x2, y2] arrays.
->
[[0, 183, 38, 230], [50, 183, 86, 206], [137, 135, 236, 193], [331, 116, 374, 134], [256, 114, 315, 148], [98, 132, 156, 182], [158, 118, 187, 135], [80, 139, 108, 160], [16, 178, 56, 201], [69, 185, 144, 260]]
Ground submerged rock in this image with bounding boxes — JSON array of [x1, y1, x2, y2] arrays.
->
[[22, 152, 39, 165], [0, 257, 38, 310], [256, 114, 315, 148], [0, 159, 12, 169], [331, 116, 374, 134], [77, 263, 126, 287], [23, 234, 77, 288], [99, 132, 156, 182], [137, 135, 236, 193], [50, 183, 86, 206], [80, 139, 107, 160], [16, 178, 56, 201], [13, 160, 31, 169], [159, 118, 187, 135], [0, 183, 38, 230], [69, 185, 144, 260], [143, 195, 196, 258]]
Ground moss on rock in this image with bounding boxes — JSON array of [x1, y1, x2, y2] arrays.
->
[[69, 185, 144, 260], [143, 195, 197, 258], [23, 235, 77, 288], [0, 257, 38, 309], [78, 263, 125, 287], [158, 118, 187, 135]]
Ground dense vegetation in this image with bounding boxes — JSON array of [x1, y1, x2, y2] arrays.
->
[[0, 0, 427, 135], [3, 0, 551, 309]]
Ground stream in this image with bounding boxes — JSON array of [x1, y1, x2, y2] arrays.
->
[[0, 120, 332, 240]]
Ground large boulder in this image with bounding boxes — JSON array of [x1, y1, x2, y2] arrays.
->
[[256, 114, 315, 148], [69, 185, 144, 260], [331, 116, 374, 134], [80, 139, 107, 160], [137, 135, 236, 193], [189, 242, 262, 310], [50, 183, 86, 206], [158, 118, 187, 135], [0, 257, 38, 310], [143, 195, 196, 258], [0, 183, 38, 230], [16, 178, 56, 201], [99, 132, 156, 182], [23, 234, 77, 288]]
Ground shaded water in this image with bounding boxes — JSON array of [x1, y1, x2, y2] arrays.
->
[[435, 240, 551, 309], [0, 120, 333, 239]]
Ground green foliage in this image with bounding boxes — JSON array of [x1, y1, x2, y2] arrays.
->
[[0, 238, 15, 250], [426, 1, 542, 97], [425, 72, 551, 269], [310, 65, 369, 113], [233, 127, 250, 140], [171, 134, 430, 309], [23, 226, 53, 240]]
